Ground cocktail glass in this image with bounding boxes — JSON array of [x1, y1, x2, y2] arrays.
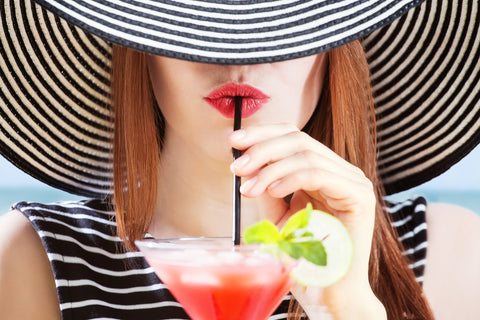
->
[[136, 237, 295, 320]]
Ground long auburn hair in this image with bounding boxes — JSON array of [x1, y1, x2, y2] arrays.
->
[[110, 42, 434, 320]]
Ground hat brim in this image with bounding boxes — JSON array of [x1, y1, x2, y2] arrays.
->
[[34, 0, 424, 65], [364, 0, 480, 193], [0, 0, 479, 196]]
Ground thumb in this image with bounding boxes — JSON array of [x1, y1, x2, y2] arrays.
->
[[254, 193, 289, 225]]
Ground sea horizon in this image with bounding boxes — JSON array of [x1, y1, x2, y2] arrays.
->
[[1, 186, 479, 216]]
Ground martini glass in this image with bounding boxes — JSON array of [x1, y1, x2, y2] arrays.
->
[[136, 237, 295, 320]]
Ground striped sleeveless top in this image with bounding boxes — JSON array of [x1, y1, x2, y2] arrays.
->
[[14, 196, 427, 319]]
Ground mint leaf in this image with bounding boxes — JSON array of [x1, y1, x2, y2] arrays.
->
[[280, 203, 313, 240], [297, 240, 327, 266], [278, 240, 303, 260], [243, 220, 280, 244], [242, 203, 328, 266], [296, 231, 314, 238], [279, 240, 327, 266]]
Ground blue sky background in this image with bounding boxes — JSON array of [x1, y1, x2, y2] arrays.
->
[[1, 145, 479, 213]]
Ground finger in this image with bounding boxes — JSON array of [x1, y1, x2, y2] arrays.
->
[[274, 192, 327, 227], [232, 131, 363, 179], [265, 167, 375, 214], [229, 123, 300, 149], [236, 149, 367, 197], [230, 123, 341, 164]]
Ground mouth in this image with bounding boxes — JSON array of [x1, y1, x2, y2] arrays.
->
[[204, 83, 270, 118]]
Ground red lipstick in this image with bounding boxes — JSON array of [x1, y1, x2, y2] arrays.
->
[[205, 83, 269, 118]]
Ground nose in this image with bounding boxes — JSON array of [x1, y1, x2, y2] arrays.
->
[[223, 64, 269, 83]]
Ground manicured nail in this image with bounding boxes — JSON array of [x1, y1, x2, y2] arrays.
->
[[230, 129, 246, 141], [240, 176, 257, 194], [232, 154, 249, 169], [268, 180, 282, 190]]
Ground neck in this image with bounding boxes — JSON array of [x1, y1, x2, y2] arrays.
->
[[148, 130, 261, 238]]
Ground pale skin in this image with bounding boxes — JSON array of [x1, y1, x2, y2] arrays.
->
[[0, 55, 480, 319]]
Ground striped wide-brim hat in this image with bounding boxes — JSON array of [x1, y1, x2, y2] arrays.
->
[[0, 0, 479, 197]]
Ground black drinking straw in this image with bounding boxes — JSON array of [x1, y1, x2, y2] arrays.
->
[[232, 96, 242, 245]]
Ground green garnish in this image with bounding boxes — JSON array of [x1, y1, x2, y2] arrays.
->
[[244, 203, 327, 266]]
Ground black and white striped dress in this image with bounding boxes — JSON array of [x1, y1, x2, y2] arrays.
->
[[14, 196, 427, 320]]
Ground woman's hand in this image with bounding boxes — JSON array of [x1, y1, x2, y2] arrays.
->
[[229, 123, 386, 319]]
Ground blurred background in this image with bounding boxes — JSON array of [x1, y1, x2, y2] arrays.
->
[[1, 145, 479, 215], [386, 145, 480, 214]]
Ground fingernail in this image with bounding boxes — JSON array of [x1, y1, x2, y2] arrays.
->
[[232, 154, 249, 169], [240, 176, 257, 194], [230, 129, 246, 141], [268, 180, 281, 190]]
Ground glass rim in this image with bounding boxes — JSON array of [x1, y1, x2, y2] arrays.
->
[[135, 236, 263, 251]]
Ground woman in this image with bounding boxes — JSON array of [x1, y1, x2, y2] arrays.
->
[[0, 0, 479, 319]]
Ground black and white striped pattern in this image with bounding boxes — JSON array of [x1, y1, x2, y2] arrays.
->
[[35, 0, 422, 64], [0, 0, 113, 197], [1, 0, 479, 197], [14, 197, 428, 319], [386, 195, 427, 283], [15, 199, 291, 319], [364, 0, 480, 193]]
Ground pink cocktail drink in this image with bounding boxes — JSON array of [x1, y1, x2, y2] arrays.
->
[[136, 238, 295, 320]]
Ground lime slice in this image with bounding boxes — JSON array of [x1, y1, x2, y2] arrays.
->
[[290, 210, 353, 287]]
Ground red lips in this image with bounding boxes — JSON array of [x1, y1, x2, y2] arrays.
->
[[205, 83, 270, 118]]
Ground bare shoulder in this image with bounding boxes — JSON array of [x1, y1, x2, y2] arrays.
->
[[423, 203, 480, 320], [0, 209, 61, 320]]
